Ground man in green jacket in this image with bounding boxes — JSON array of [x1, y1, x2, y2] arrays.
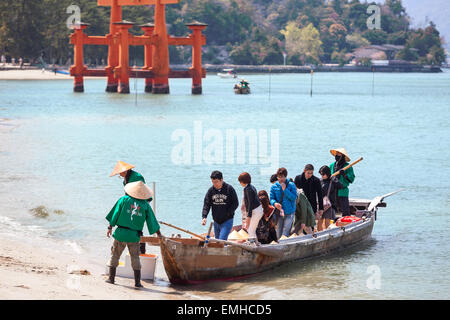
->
[[105, 180, 161, 288], [110, 160, 150, 254], [109, 160, 146, 186], [329, 148, 355, 217]]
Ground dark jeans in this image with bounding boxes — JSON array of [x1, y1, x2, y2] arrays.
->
[[214, 217, 234, 240], [338, 196, 350, 216]]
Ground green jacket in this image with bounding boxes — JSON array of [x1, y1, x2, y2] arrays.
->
[[293, 191, 316, 230], [329, 161, 355, 197], [123, 170, 145, 186], [106, 195, 160, 243]]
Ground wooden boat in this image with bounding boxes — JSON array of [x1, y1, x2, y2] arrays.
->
[[234, 86, 251, 94], [142, 192, 398, 284], [234, 80, 251, 94]]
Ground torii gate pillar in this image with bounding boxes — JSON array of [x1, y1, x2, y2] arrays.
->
[[151, 0, 170, 94], [105, 0, 122, 92]]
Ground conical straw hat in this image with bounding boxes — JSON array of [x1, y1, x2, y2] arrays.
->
[[238, 229, 249, 240], [330, 148, 350, 162], [227, 230, 241, 241], [110, 161, 135, 177], [124, 181, 153, 200]]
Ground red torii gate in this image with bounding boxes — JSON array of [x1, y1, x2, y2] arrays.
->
[[70, 0, 207, 94]]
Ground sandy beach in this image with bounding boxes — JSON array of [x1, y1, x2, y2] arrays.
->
[[0, 69, 105, 80], [0, 233, 185, 300]]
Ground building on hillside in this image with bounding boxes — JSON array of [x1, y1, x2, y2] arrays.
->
[[346, 44, 418, 65]]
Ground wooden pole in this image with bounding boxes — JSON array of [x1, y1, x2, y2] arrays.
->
[[310, 69, 313, 97], [372, 66, 375, 96], [331, 157, 363, 177], [159, 221, 205, 240], [203, 221, 214, 248], [151, 181, 156, 214], [269, 67, 271, 101]]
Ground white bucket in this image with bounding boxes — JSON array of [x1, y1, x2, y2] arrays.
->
[[105, 253, 158, 280]]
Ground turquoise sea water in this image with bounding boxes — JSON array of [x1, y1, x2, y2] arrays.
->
[[0, 71, 449, 299]]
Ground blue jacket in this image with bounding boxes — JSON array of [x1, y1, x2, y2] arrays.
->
[[270, 179, 297, 215]]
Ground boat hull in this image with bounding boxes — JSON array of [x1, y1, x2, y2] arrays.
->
[[159, 214, 375, 284], [234, 87, 250, 94]]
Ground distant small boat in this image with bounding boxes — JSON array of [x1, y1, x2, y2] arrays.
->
[[234, 79, 250, 94], [55, 69, 70, 75], [217, 68, 237, 78]]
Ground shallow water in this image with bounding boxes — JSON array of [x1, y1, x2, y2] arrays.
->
[[0, 71, 449, 299]]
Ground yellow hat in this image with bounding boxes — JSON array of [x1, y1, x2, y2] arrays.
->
[[124, 181, 153, 200], [330, 148, 350, 162], [109, 161, 135, 177]]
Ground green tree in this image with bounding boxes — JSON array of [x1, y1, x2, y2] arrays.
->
[[363, 30, 388, 45], [0, 0, 45, 60], [346, 33, 370, 49], [395, 44, 419, 61], [329, 23, 348, 50], [229, 41, 255, 65], [281, 22, 323, 65]]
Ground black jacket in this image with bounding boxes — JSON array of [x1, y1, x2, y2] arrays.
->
[[243, 184, 261, 217], [320, 177, 344, 210], [294, 173, 323, 212], [202, 182, 239, 224]]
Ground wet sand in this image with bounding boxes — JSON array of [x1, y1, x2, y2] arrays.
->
[[0, 234, 186, 300]]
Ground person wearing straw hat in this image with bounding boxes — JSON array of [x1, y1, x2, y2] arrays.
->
[[329, 148, 355, 217], [110, 161, 146, 187], [105, 181, 161, 288], [110, 161, 150, 255]]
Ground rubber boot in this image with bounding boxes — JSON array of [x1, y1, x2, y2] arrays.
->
[[106, 267, 116, 284], [134, 270, 143, 288]]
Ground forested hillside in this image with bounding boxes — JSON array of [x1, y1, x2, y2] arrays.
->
[[0, 0, 446, 66]]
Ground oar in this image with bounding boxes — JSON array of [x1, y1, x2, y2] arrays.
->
[[203, 221, 214, 248], [159, 221, 205, 240], [331, 157, 363, 177], [159, 221, 283, 258]]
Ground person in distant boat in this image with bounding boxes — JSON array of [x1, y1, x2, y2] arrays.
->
[[105, 181, 161, 288], [202, 171, 239, 240], [294, 164, 324, 221], [329, 148, 355, 217], [110, 161, 149, 254], [318, 165, 344, 230], [293, 189, 316, 235], [270, 167, 297, 238], [238, 172, 263, 244], [255, 190, 279, 244], [240, 79, 249, 88]]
